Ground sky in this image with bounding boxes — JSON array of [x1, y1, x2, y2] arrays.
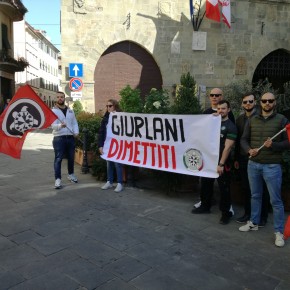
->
[[21, 0, 61, 50]]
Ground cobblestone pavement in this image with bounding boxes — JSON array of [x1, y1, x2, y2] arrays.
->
[[0, 129, 289, 290]]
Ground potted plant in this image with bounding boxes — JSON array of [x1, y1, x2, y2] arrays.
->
[[75, 111, 102, 167]]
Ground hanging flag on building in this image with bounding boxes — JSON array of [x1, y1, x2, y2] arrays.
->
[[219, 0, 231, 28], [206, 0, 220, 23], [0, 85, 58, 159]]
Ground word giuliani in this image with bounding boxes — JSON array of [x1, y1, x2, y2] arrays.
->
[[112, 115, 185, 142], [108, 138, 177, 169]]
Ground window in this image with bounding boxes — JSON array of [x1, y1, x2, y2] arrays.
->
[[2, 24, 11, 50]]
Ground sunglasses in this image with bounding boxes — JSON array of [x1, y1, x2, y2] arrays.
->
[[260, 99, 275, 104], [210, 94, 222, 97], [242, 100, 254, 104], [106, 104, 113, 108]]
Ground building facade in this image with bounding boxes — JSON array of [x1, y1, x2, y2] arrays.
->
[[61, 0, 290, 112], [13, 20, 60, 108], [0, 0, 27, 112]]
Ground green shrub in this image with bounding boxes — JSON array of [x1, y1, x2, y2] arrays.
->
[[76, 111, 102, 151], [143, 88, 170, 114], [119, 85, 143, 113], [171, 72, 201, 114], [72, 100, 83, 116]]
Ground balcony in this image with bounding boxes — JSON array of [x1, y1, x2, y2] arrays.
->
[[0, 0, 27, 22], [0, 49, 29, 73]]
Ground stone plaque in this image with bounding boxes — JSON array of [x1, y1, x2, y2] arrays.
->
[[205, 61, 214, 75], [217, 43, 227, 56], [192, 32, 207, 51], [235, 57, 247, 75]]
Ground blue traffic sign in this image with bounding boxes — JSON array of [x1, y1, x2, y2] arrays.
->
[[69, 63, 83, 77], [69, 77, 83, 92]]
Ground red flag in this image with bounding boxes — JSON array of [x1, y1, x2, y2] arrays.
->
[[219, 0, 231, 28], [206, 0, 220, 22], [286, 124, 290, 141], [0, 85, 58, 159], [284, 215, 290, 240]]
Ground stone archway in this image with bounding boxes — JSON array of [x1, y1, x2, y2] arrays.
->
[[94, 41, 163, 112], [252, 49, 290, 93]]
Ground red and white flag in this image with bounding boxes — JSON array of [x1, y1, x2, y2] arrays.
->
[[0, 85, 58, 159], [206, 0, 220, 23], [219, 0, 231, 28]]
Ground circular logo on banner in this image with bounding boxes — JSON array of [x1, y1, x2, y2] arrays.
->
[[183, 148, 203, 172], [2, 99, 45, 137], [69, 77, 83, 92]]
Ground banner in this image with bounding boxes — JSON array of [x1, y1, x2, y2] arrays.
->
[[0, 85, 58, 159], [102, 112, 221, 178]]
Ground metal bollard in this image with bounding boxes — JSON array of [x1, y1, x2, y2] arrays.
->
[[81, 128, 89, 173]]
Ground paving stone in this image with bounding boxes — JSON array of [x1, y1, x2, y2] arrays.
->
[[27, 228, 87, 256], [0, 234, 16, 250], [0, 270, 25, 289], [59, 258, 115, 289], [80, 221, 140, 251], [71, 238, 124, 267], [9, 270, 80, 290], [131, 268, 193, 290], [96, 278, 139, 290], [15, 249, 80, 279], [0, 244, 44, 271], [9, 230, 41, 244], [103, 255, 151, 282]]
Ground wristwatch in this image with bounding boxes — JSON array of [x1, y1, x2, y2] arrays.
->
[[218, 163, 224, 167]]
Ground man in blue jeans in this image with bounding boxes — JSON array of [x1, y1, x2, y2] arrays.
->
[[239, 92, 290, 247], [51, 92, 79, 189]]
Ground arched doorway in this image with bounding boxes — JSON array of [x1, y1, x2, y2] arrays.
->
[[252, 49, 290, 93], [94, 41, 163, 112]]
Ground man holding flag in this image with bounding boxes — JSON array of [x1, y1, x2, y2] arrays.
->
[[239, 92, 290, 247]]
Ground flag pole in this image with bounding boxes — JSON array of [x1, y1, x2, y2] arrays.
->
[[249, 127, 286, 158]]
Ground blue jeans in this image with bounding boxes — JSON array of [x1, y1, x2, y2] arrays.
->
[[53, 135, 76, 179], [248, 160, 284, 233], [107, 161, 123, 184]]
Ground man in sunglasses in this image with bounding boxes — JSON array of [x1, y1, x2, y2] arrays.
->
[[239, 93, 290, 247], [192, 88, 235, 215], [234, 93, 269, 226]]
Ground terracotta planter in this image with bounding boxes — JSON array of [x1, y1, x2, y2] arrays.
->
[[74, 148, 94, 167]]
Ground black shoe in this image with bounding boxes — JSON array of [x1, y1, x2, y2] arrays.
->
[[219, 214, 231, 225], [236, 214, 250, 224], [191, 206, 210, 214], [258, 219, 267, 228]]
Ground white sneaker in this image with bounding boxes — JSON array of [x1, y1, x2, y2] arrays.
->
[[55, 178, 62, 189], [101, 181, 113, 190], [114, 183, 123, 193], [239, 221, 258, 232], [194, 201, 201, 209], [68, 174, 78, 183], [275, 232, 285, 247]]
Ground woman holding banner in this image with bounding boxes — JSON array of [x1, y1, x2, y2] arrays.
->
[[98, 99, 123, 193]]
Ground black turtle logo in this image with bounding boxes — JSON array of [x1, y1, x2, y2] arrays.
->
[[2, 98, 45, 137]]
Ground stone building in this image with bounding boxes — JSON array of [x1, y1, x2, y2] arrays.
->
[[0, 0, 27, 111], [61, 0, 290, 113]]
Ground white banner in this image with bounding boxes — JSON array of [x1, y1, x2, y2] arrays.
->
[[102, 112, 221, 178]]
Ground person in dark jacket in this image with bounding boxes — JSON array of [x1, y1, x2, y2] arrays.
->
[[234, 93, 269, 226], [192, 88, 235, 215], [239, 92, 290, 247], [98, 99, 123, 193]]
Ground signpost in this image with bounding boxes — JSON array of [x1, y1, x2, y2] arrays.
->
[[69, 63, 83, 77], [69, 77, 83, 92]]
